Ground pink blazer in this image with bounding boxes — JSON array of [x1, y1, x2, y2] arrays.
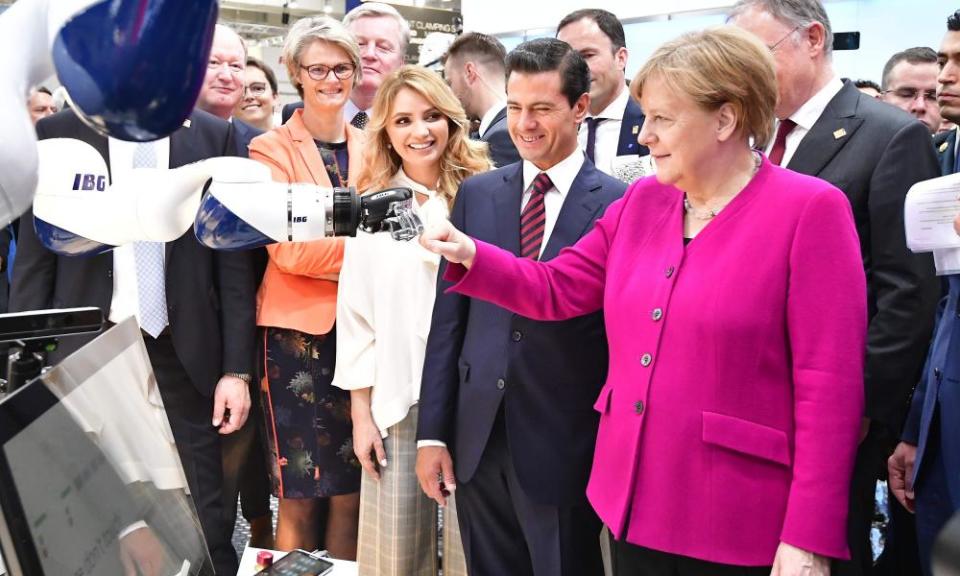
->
[[445, 158, 866, 565]]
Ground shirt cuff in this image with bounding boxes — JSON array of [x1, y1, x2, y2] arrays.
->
[[417, 440, 447, 449], [118, 520, 149, 540]]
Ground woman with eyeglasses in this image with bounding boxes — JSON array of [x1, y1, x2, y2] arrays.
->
[[235, 56, 280, 131], [333, 66, 491, 576], [248, 16, 363, 558]]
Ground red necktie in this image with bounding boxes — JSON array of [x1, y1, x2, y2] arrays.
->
[[520, 172, 552, 259], [768, 119, 797, 166]]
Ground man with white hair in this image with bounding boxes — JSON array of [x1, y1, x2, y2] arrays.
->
[[731, 1, 940, 574]]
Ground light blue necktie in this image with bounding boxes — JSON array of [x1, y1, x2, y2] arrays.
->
[[132, 142, 168, 337]]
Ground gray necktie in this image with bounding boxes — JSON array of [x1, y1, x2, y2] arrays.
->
[[132, 142, 168, 337]]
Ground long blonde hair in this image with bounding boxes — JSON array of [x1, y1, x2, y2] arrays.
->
[[356, 66, 492, 209]]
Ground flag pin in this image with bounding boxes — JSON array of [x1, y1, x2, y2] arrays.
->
[[632, 125, 640, 135], [940, 141, 950, 153], [833, 128, 846, 139]]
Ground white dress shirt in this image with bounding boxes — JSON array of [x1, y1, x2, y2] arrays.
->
[[106, 137, 170, 327], [577, 87, 630, 176], [478, 101, 507, 138], [766, 76, 844, 167], [333, 169, 450, 436]]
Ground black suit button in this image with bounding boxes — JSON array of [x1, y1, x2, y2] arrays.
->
[[106, 270, 113, 278], [935, 367, 943, 380], [634, 400, 645, 415], [512, 330, 522, 342], [665, 266, 675, 278], [496, 378, 506, 390]]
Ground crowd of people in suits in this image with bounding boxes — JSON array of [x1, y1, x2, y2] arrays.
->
[[13, 0, 960, 575]]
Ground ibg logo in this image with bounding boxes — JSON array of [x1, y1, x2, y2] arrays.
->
[[72, 173, 107, 192], [293, 216, 308, 223]]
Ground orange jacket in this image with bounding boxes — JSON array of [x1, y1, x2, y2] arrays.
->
[[249, 108, 365, 335]]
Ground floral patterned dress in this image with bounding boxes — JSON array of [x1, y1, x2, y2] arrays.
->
[[258, 140, 360, 498]]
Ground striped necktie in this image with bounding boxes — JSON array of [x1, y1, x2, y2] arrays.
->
[[520, 172, 553, 260]]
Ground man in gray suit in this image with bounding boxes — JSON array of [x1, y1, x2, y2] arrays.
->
[[444, 32, 521, 167], [732, 1, 940, 574]]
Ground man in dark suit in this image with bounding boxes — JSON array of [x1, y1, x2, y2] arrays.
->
[[416, 38, 625, 576], [10, 106, 257, 576], [193, 23, 273, 548], [732, 1, 941, 574], [889, 12, 960, 576], [557, 9, 647, 180], [444, 32, 521, 167]]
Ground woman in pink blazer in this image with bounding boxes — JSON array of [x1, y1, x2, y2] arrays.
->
[[422, 27, 866, 575]]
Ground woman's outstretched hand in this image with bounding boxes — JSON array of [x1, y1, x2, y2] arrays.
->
[[420, 220, 477, 268]]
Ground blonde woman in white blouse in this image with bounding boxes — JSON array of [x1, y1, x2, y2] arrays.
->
[[333, 66, 491, 576]]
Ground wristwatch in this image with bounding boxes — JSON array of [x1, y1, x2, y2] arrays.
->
[[224, 372, 252, 383]]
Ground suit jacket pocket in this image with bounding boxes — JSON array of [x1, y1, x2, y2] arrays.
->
[[702, 411, 791, 467], [593, 385, 613, 414]]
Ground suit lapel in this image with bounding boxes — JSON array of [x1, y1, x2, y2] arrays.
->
[[937, 129, 957, 175], [166, 116, 199, 260], [618, 97, 648, 157], [786, 82, 864, 177], [493, 164, 524, 256], [541, 161, 604, 261]]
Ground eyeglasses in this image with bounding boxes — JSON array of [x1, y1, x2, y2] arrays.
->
[[244, 82, 269, 97], [884, 87, 938, 103], [300, 62, 356, 81], [767, 25, 802, 53]]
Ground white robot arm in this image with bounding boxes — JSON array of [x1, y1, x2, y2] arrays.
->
[[32, 139, 422, 256], [0, 0, 219, 227]]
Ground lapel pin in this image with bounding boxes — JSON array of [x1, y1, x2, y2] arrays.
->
[[940, 141, 950, 153], [833, 128, 846, 139], [182, 119, 192, 128], [632, 125, 639, 135]]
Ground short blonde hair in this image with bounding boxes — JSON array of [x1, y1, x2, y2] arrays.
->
[[343, 2, 410, 52], [356, 66, 491, 210], [283, 16, 362, 98], [631, 26, 778, 148]]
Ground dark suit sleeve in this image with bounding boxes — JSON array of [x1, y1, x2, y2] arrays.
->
[[865, 120, 941, 428], [416, 184, 472, 443], [900, 297, 945, 444], [9, 119, 58, 312], [213, 121, 257, 376]]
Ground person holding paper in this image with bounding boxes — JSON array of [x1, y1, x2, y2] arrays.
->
[[889, 11, 960, 576]]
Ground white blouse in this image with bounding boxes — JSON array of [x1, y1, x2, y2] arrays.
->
[[332, 169, 449, 436]]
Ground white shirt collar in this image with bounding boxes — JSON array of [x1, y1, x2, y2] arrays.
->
[[345, 100, 371, 123], [589, 85, 629, 121], [522, 147, 585, 197], [788, 76, 844, 131], [478, 101, 506, 137], [392, 167, 437, 198]]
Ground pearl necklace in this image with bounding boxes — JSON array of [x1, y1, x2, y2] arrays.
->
[[683, 152, 762, 221]]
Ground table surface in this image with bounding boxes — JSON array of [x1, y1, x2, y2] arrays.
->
[[237, 547, 358, 576]]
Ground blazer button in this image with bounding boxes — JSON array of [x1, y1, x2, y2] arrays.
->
[[935, 367, 943, 380], [640, 353, 652, 367], [634, 400, 645, 415], [106, 270, 113, 278], [512, 330, 522, 342], [651, 308, 663, 321], [665, 266, 675, 278], [496, 378, 506, 390]]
